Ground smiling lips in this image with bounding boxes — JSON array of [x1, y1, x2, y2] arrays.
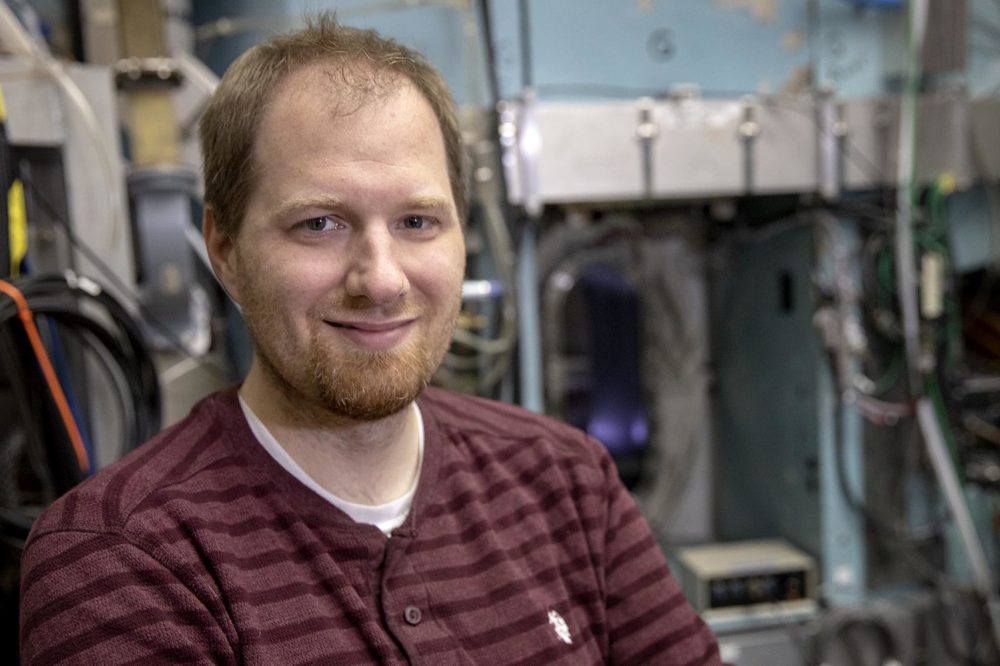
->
[[325, 318, 416, 350]]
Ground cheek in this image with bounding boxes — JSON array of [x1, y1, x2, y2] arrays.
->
[[411, 248, 465, 299], [239, 256, 330, 320], [259, 249, 341, 291]]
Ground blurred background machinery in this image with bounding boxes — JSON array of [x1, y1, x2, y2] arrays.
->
[[2, 1, 1000, 664]]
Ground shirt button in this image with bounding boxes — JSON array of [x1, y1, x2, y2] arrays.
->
[[404, 605, 422, 625]]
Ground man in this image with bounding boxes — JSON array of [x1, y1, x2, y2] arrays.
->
[[20, 15, 720, 665]]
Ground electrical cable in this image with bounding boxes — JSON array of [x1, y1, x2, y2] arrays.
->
[[818, 612, 902, 666], [832, 398, 947, 546], [820, 157, 990, 652], [45, 313, 140, 451], [55, 322, 135, 456], [42, 317, 95, 469], [0, 328, 58, 501], [815, 212, 962, 592], [0, 271, 161, 505], [475, 0, 503, 109], [932, 588, 997, 665], [12, 273, 162, 444], [444, 197, 518, 391], [887, 60, 1000, 631], [837, 307, 1000, 654], [0, 280, 88, 474], [18, 173, 229, 381], [536, 216, 707, 523], [429, 2, 519, 394]]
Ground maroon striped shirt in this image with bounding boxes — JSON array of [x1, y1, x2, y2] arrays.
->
[[21, 387, 720, 665]]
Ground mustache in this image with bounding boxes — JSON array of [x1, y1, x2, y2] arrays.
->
[[316, 297, 419, 320]]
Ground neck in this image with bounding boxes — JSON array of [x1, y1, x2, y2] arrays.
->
[[240, 363, 421, 505]]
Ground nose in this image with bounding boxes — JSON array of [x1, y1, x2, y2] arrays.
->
[[344, 226, 409, 305]]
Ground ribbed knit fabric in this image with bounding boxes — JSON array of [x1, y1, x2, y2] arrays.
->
[[20, 387, 720, 665]]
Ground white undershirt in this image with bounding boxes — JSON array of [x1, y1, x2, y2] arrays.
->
[[238, 396, 424, 536]]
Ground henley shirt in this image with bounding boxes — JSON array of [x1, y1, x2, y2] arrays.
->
[[20, 386, 721, 665]]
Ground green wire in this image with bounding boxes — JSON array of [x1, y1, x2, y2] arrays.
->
[[871, 351, 904, 395], [925, 372, 964, 481], [877, 246, 896, 297], [927, 177, 965, 362]]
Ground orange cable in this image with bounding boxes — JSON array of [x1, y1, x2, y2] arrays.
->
[[0, 279, 90, 474]]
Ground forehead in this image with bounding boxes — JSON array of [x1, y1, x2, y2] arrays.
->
[[254, 60, 443, 155], [246, 61, 452, 214], [269, 59, 399, 117]]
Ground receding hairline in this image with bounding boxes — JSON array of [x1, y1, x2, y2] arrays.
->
[[200, 13, 468, 238], [261, 57, 411, 120], [227, 60, 445, 227]]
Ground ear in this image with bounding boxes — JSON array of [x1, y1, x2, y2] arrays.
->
[[203, 206, 242, 304]]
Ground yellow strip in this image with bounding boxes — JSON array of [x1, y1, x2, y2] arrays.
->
[[8, 179, 26, 278]]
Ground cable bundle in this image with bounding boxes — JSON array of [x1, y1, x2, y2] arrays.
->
[[0, 271, 160, 512]]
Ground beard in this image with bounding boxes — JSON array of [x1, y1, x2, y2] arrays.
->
[[236, 272, 459, 423], [265, 333, 431, 421]]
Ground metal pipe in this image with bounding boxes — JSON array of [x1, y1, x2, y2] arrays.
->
[[894, 0, 927, 391], [517, 220, 543, 412], [915, 399, 994, 593]]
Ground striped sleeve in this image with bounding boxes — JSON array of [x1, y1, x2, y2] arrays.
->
[[598, 450, 721, 665], [20, 530, 237, 665]]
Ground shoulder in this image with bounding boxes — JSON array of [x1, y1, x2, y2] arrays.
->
[[418, 386, 616, 484], [420, 387, 593, 447], [26, 388, 247, 545]]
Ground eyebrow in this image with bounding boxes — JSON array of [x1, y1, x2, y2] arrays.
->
[[404, 194, 453, 211], [272, 194, 345, 221], [272, 193, 453, 220]]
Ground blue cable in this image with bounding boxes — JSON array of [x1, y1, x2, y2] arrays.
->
[[41, 317, 95, 473]]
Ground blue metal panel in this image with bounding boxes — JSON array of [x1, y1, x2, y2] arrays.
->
[[946, 187, 999, 272], [968, 0, 1000, 94], [193, 0, 296, 76], [192, 1, 1000, 104], [712, 224, 825, 553], [195, 0, 813, 102], [194, 1, 489, 105], [945, 484, 1000, 585], [711, 219, 866, 604], [291, 2, 488, 105], [490, 0, 811, 99], [813, 0, 906, 95]]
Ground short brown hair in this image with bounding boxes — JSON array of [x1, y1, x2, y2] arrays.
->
[[199, 13, 467, 237]]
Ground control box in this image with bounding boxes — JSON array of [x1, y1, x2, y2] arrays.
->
[[672, 539, 818, 622]]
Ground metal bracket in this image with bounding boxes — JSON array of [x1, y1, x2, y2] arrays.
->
[[817, 91, 848, 201], [516, 89, 542, 218], [636, 97, 658, 200], [738, 97, 760, 194], [113, 56, 183, 90]]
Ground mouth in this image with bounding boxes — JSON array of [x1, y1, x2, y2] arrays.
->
[[328, 319, 413, 331], [323, 318, 416, 350]]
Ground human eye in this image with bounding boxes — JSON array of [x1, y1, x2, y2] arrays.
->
[[301, 215, 340, 232], [399, 215, 435, 231]]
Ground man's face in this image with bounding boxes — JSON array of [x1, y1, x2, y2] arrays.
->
[[210, 64, 465, 422]]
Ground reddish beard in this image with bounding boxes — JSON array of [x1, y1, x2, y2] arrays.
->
[[304, 329, 434, 420], [237, 273, 458, 422]]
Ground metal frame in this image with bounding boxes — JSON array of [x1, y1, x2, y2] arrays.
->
[[501, 91, 999, 206]]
